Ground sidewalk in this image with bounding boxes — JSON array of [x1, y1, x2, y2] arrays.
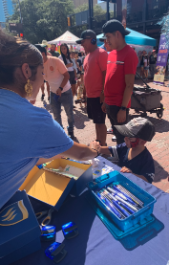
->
[[35, 80, 169, 193]]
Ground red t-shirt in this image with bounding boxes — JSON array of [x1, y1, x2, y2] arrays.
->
[[84, 48, 108, 98], [104, 45, 138, 107]]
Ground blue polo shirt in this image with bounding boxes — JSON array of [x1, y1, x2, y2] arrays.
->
[[108, 143, 155, 183], [0, 89, 73, 209]]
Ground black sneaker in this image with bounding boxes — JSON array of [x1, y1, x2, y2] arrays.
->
[[68, 131, 75, 140], [41, 94, 45, 101]]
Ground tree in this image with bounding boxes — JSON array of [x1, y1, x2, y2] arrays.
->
[[74, 3, 106, 17], [9, 0, 74, 43], [160, 12, 169, 45]]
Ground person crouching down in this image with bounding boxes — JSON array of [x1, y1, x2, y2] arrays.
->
[[90, 117, 155, 183]]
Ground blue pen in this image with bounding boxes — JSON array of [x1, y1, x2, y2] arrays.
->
[[102, 189, 138, 212], [107, 187, 127, 200], [111, 200, 130, 218], [102, 192, 131, 218], [117, 184, 144, 207], [118, 201, 135, 214], [111, 185, 136, 205], [100, 193, 125, 219], [104, 198, 123, 219], [107, 187, 127, 201]]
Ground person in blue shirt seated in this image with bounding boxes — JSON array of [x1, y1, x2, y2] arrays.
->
[[90, 117, 155, 183], [0, 30, 99, 209]]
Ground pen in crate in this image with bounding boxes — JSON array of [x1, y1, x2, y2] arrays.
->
[[92, 183, 144, 219]]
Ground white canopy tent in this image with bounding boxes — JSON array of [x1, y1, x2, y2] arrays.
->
[[48, 30, 80, 45]]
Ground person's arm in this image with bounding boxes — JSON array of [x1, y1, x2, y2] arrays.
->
[[90, 141, 111, 155], [117, 74, 135, 123], [56, 71, 70, 96], [98, 51, 108, 104], [100, 70, 106, 103], [66, 63, 73, 68], [120, 167, 148, 182], [37, 142, 98, 165]]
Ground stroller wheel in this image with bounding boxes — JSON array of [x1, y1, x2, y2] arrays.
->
[[157, 110, 163, 119]]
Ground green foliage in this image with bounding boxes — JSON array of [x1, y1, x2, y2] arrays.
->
[[9, 0, 74, 43], [74, 3, 88, 13], [74, 3, 106, 17]]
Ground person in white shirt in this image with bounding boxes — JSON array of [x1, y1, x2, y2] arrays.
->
[[35, 45, 75, 139], [59, 44, 77, 100]]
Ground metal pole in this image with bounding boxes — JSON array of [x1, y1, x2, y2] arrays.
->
[[143, 0, 147, 34], [88, 0, 93, 29], [106, 0, 110, 21]]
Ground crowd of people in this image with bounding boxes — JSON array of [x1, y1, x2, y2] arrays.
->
[[139, 49, 157, 81], [0, 19, 156, 210]]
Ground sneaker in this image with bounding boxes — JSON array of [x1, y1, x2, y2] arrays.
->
[[107, 128, 113, 134], [41, 94, 45, 101], [112, 135, 117, 142], [68, 131, 75, 140]]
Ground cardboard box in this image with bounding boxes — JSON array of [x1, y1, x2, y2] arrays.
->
[[0, 190, 41, 265], [20, 158, 92, 210]]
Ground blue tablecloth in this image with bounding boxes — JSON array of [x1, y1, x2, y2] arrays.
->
[[14, 163, 169, 265]]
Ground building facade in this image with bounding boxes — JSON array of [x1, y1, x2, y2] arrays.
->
[[116, 0, 169, 40], [72, 0, 97, 8], [0, 0, 13, 22]]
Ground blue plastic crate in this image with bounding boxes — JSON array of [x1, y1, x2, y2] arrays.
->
[[88, 171, 157, 232]]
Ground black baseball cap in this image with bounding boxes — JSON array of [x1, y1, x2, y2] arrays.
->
[[102, 19, 130, 37], [114, 117, 155, 142], [76, 30, 96, 44]]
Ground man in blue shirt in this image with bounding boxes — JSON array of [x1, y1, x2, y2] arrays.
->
[[90, 117, 155, 183]]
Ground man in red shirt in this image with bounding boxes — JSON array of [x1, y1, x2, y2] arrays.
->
[[76, 30, 108, 146], [102, 20, 138, 144]]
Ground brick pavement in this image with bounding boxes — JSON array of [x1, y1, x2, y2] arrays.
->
[[35, 79, 169, 193]]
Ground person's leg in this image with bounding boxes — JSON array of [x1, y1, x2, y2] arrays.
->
[[71, 84, 76, 97], [41, 82, 45, 101], [152, 64, 156, 79], [145, 70, 148, 80], [50, 92, 63, 128], [92, 98, 107, 145], [95, 124, 107, 146], [106, 104, 129, 145], [46, 81, 50, 100], [140, 66, 144, 78], [149, 64, 152, 79], [61, 89, 74, 136]]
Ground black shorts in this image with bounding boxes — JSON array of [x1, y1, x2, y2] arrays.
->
[[44, 79, 46, 83], [69, 71, 76, 85], [87, 97, 106, 124]]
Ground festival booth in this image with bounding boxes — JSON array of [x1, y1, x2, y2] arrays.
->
[[48, 30, 84, 52], [97, 28, 157, 65]]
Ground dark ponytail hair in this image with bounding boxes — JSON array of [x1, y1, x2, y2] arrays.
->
[[60, 43, 72, 66]]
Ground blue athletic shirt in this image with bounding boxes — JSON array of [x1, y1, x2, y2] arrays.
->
[[108, 143, 155, 183], [0, 89, 73, 209]]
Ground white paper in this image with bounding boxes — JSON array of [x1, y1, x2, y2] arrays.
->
[[63, 165, 85, 178]]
